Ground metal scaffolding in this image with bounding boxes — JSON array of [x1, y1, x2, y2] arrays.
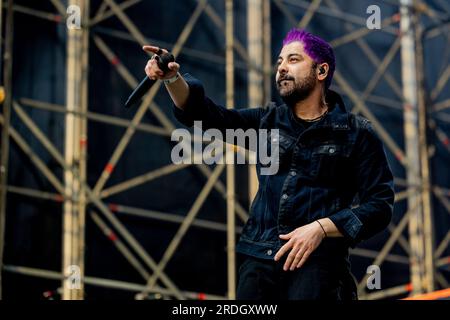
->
[[63, 0, 90, 300], [0, 0, 13, 301], [0, 0, 449, 300]]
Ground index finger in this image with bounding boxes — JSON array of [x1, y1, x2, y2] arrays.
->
[[143, 45, 168, 55], [274, 241, 292, 261]]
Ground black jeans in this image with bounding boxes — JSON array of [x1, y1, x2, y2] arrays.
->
[[236, 255, 358, 300]]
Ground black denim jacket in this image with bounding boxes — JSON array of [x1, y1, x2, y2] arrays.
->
[[173, 74, 395, 262]]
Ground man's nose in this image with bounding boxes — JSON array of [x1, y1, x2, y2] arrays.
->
[[277, 60, 288, 74]]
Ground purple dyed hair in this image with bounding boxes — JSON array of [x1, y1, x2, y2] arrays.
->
[[282, 28, 335, 90]]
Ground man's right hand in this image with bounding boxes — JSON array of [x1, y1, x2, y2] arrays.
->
[[143, 45, 189, 109], [143, 45, 180, 80]]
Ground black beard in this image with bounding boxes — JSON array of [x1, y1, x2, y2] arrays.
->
[[277, 70, 316, 107]]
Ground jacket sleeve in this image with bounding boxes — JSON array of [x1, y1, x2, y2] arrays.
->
[[173, 73, 264, 131], [328, 121, 395, 248]]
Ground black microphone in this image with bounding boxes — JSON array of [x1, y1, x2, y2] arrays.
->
[[124, 52, 175, 108]]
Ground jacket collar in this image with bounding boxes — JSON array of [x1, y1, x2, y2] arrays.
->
[[320, 89, 351, 131]]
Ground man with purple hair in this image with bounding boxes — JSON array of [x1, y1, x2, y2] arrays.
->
[[143, 28, 394, 300]]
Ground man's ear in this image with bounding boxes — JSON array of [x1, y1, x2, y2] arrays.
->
[[317, 63, 329, 81]]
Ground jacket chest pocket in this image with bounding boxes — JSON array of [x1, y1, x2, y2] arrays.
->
[[310, 144, 352, 184], [262, 131, 296, 170]]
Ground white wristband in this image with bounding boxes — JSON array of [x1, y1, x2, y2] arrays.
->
[[164, 73, 180, 85]]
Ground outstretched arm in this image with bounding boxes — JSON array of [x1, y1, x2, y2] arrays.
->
[[142, 45, 264, 132]]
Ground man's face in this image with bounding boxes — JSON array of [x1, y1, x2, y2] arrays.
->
[[276, 41, 318, 106]]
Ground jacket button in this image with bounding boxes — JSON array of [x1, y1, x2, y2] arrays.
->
[[329, 147, 335, 154], [282, 194, 288, 200], [290, 171, 297, 176], [266, 250, 272, 255]]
